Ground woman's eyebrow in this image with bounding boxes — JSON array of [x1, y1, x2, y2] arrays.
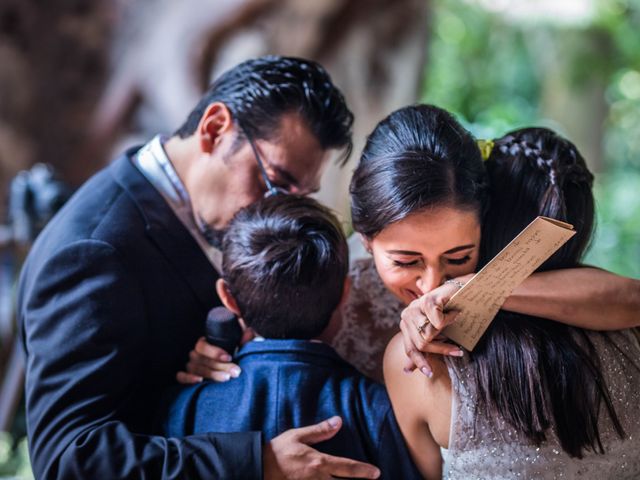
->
[[387, 244, 475, 256], [387, 249, 421, 255], [443, 244, 475, 254]]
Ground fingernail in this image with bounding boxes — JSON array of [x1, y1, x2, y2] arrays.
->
[[216, 373, 231, 381], [230, 366, 242, 378], [328, 416, 340, 428], [421, 367, 433, 378], [449, 349, 464, 357], [221, 354, 232, 362]]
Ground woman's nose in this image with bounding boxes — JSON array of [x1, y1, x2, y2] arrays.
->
[[415, 268, 444, 294]]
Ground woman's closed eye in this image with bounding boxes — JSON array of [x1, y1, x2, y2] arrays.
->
[[446, 255, 471, 266], [390, 253, 473, 268], [392, 259, 421, 267]]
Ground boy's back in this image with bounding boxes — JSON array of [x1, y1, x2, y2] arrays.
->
[[163, 338, 420, 479], [161, 195, 421, 478]]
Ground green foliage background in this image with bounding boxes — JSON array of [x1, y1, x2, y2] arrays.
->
[[0, 433, 31, 479], [423, 0, 640, 277]]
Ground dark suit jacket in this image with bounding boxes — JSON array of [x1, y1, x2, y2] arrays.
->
[[162, 339, 422, 479], [17, 148, 261, 479]]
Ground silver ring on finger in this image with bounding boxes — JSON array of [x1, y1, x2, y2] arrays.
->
[[417, 319, 430, 338]]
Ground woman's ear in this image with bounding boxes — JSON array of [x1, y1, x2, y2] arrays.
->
[[215, 278, 241, 316], [360, 234, 373, 254]]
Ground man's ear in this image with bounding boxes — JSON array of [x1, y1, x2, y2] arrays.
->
[[197, 102, 233, 154], [215, 278, 241, 316]]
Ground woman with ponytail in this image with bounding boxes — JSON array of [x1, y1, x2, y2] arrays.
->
[[382, 126, 640, 478], [330, 105, 639, 385]]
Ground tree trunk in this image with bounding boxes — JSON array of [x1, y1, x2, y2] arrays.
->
[[0, 0, 431, 220]]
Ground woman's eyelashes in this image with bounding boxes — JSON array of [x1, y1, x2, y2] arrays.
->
[[391, 255, 472, 268], [392, 259, 420, 267], [446, 255, 472, 266]]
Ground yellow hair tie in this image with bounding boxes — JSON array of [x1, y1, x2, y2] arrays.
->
[[477, 139, 494, 161]]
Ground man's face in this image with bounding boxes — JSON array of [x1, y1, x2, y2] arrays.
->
[[187, 113, 332, 233]]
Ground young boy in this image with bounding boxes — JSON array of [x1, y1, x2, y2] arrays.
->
[[162, 195, 420, 478]]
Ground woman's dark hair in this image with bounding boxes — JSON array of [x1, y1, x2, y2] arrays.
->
[[480, 127, 595, 269], [222, 195, 348, 339], [471, 127, 624, 458], [350, 104, 488, 238], [174, 55, 354, 164]]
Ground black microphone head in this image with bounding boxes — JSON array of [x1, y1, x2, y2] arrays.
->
[[205, 307, 243, 355], [207, 306, 236, 324]]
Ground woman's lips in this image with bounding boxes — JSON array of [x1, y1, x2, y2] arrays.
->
[[405, 289, 420, 301]]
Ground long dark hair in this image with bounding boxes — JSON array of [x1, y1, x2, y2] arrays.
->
[[472, 127, 624, 457], [350, 104, 488, 238]]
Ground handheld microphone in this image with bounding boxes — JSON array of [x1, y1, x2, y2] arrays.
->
[[205, 307, 243, 356]]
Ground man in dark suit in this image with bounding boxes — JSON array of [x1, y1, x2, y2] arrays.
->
[[17, 56, 380, 479], [162, 196, 421, 479]]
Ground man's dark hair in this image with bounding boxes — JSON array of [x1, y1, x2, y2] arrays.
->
[[174, 55, 354, 164], [222, 195, 348, 339]]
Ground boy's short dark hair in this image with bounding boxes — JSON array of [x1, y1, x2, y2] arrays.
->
[[222, 195, 348, 339]]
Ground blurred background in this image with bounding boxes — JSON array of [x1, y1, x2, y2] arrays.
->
[[0, 0, 639, 476]]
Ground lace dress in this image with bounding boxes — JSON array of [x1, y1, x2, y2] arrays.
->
[[443, 329, 640, 479], [329, 258, 404, 382]]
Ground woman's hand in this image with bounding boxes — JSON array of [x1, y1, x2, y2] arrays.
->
[[176, 328, 255, 384], [399, 275, 472, 377]]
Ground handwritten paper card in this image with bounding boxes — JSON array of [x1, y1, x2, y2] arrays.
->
[[442, 216, 575, 351]]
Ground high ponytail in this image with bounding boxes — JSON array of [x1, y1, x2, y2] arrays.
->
[[350, 104, 489, 239]]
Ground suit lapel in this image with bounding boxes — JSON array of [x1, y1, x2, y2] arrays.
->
[[109, 149, 219, 310]]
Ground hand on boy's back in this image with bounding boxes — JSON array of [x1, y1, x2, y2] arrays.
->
[[176, 343, 382, 479], [176, 328, 255, 384]]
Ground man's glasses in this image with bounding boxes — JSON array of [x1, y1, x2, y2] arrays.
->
[[241, 126, 289, 198]]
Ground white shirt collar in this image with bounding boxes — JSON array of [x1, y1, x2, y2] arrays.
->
[[132, 135, 223, 273]]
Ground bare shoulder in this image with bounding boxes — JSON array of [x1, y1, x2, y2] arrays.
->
[[384, 333, 452, 447], [383, 333, 446, 478], [383, 334, 440, 415], [383, 333, 450, 393], [383, 332, 406, 375]]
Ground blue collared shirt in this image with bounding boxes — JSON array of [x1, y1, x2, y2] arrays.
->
[[161, 338, 421, 479]]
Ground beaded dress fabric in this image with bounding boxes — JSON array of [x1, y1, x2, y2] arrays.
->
[[443, 329, 640, 479], [330, 258, 404, 382], [333, 254, 640, 477]]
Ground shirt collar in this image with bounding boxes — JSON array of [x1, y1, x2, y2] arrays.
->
[[132, 135, 223, 272], [236, 338, 348, 366]]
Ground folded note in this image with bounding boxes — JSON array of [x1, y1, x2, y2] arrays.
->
[[443, 216, 575, 351]]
